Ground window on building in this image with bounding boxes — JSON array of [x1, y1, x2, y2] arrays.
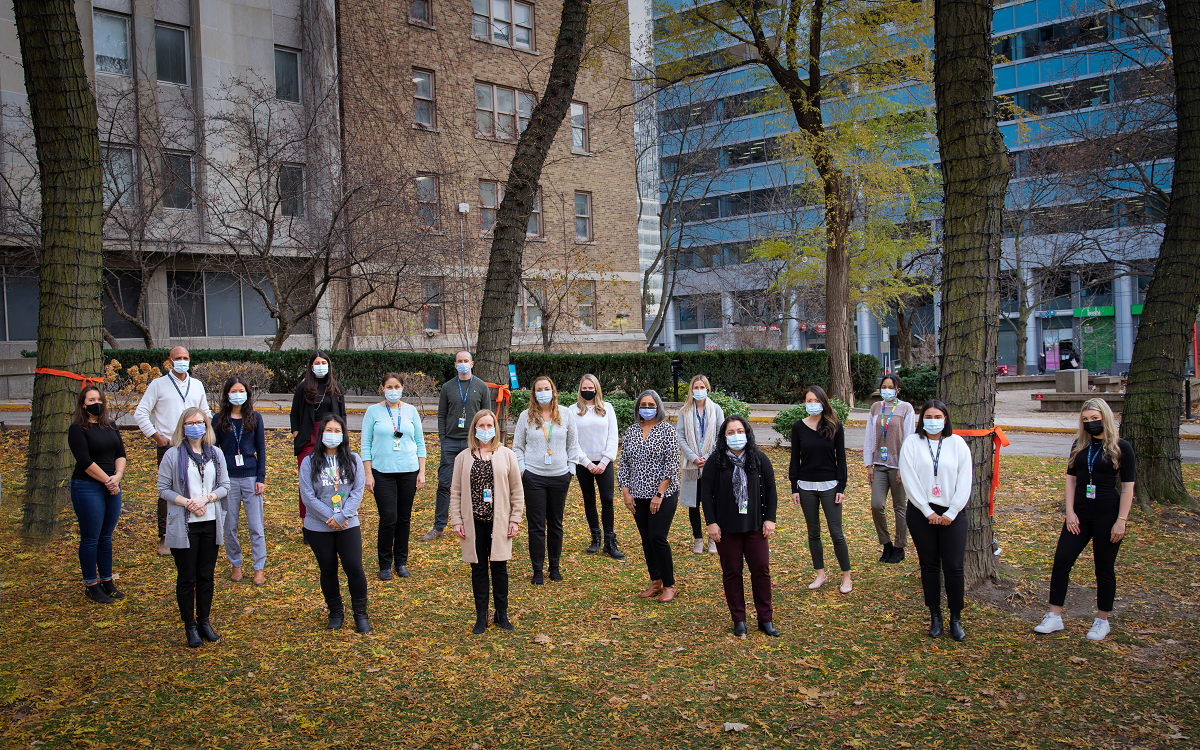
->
[[413, 69, 435, 127], [275, 47, 301, 103], [416, 174, 439, 228], [94, 12, 129, 76], [155, 25, 189, 85], [0, 267, 39, 340], [480, 181, 540, 236], [513, 284, 543, 330], [677, 294, 721, 330], [570, 102, 588, 152], [577, 281, 595, 329], [677, 333, 705, 351], [475, 83, 536, 140], [472, 0, 534, 49], [168, 271, 205, 337], [527, 190, 541, 237], [162, 153, 193, 210], [168, 271, 279, 338], [574, 192, 592, 241], [101, 145, 135, 207], [279, 165, 305, 217], [1136, 274, 1152, 305], [422, 277, 442, 330], [102, 270, 144, 339], [410, 0, 430, 23]]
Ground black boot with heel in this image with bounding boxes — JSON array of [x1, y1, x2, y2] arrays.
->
[[586, 528, 602, 554], [603, 532, 625, 561], [928, 607, 944, 638], [352, 598, 371, 634]]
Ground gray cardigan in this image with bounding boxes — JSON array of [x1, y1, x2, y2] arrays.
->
[[157, 444, 231, 549], [512, 405, 587, 477]]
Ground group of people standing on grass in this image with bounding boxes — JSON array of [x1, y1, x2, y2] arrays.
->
[[64, 348, 1135, 646]]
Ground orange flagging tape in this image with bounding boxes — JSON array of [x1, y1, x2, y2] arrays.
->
[[35, 367, 105, 388], [953, 426, 1010, 515]]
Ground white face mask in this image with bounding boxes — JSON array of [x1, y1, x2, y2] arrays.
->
[[312, 363, 329, 377], [880, 389, 897, 402], [475, 427, 496, 444], [692, 389, 707, 401], [384, 388, 403, 403], [535, 390, 554, 405], [805, 402, 824, 416], [456, 362, 472, 376], [172, 359, 190, 374], [923, 419, 945, 435], [726, 433, 747, 450], [322, 432, 343, 448], [228, 391, 247, 405]]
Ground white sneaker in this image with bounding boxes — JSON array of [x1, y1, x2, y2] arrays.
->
[[693, 538, 705, 554], [1034, 613, 1064, 634], [1086, 618, 1111, 641], [708, 539, 717, 554]]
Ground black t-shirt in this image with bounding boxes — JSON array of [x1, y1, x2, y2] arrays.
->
[[67, 423, 127, 482], [1066, 438, 1135, 511]]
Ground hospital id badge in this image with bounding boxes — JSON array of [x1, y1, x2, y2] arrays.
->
[[545, 453, 553, 465], [393, 438, 402, 451], [234, 454, 245, 467], [1086, 484, 1096, 499], [931, 484, 942, 498], [458, 417, 466, 428], [483, 488, 493, 505], [880, 446, 888, 463]]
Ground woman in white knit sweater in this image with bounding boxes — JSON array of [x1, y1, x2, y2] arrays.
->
[[572, 375, 624, 559], [898, 399, 973, 642], [676, 374, 724, 554]]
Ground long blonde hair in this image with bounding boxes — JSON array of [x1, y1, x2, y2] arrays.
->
[[1069, 398, 1122, 470], [680, 374, 712, 417], [171, 407, 216, 447], [575, 374, 606, 417], [526, 376, 562, 428]]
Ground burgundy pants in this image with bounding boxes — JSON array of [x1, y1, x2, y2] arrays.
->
[[297, 428, 317, 519], [156, 445, 171, 538], [715, 528, 773, 624]]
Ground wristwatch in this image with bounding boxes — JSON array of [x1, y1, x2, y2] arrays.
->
[[653, 492, 663, 499]]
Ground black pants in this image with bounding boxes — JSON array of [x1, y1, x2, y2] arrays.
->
[[471, 517, 509, 614], [171, 520, 219, 624], [907, 502, 967, 613], [1049, 513, 1123, 612], [523, 472, 572, 572], [308, 525, 368, 612], [688, 478, 704, 538], [633, 493, 678, 587], [374, 470, 419, 569], [798, 488, 851, 571], [434, 438, 468, 531], [576, 463, 615, 533]]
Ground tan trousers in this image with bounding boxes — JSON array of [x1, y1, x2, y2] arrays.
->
[[871, 465, 908, 547]]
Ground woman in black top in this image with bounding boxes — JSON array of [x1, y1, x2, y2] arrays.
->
[[67, 385, 127, 604], [1034, 399, 1135, 642], [290, 352, 346, 532], [788, 385, 851, 593], [700, 416, 779, 637]]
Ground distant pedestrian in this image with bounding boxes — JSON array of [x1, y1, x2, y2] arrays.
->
[[789, 386, 852, 593], [676, 374, 724, 555], [863, 374, 915, 563], [213, 377, 267, 586], [68, 385, 127, 604], [289, 352, 346, 539]]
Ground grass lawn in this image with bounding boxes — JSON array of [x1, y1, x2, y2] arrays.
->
[[0, 430, 1197, 749]]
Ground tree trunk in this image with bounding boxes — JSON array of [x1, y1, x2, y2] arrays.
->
[[933, 0, 1011, 586], [1015, 308, 1029, 376], [473, 0, 591, 384], [1119, 0, 1200, 507], [15, 0, 106, 537], [823, 170, 854, 403], [896, 303, 914, 366]]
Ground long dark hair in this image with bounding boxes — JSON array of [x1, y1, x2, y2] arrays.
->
[[708, 415, 762, 472], [805, 385, 840, 441], [309, 414, 356, 487], [214, 376, 257, 434], [72, 385, 112, 429], [303, 351, 342, 405], [916, 399, 954, 438]]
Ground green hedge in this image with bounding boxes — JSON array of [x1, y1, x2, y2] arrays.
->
[[895, 365, 938, 408], [506, 389, 638, 434], [773, 397, 851, 439]]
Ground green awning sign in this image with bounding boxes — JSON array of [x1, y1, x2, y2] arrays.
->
[[1074, 306, 1115, 318], [1131, 304, 1144, 315]]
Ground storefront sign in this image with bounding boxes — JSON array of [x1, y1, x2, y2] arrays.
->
[[1073, 305, 1115, 318], [815, 323, 826, 334]]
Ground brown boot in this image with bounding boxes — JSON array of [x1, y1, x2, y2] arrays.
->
[[230, 566, 244, 582], [638, 580, 663, 598], [252, 570, 266, 586], [657, 586, 677, 603]]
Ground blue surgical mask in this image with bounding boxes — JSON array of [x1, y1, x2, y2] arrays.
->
[[535, 390, 553, 405], [476, 427, 496, 443], [184, 424, 206, 440], [172, 359, 190, 374], [805, 403, 824, 416], [456, 362, 472, 376], [322, 432, 343, 448], [639, 407, 658, 421], [880, 389, 897, 402], [726, 433, 747, 450], [923, 419, 945, 435], [692, 389, 707, 401], [384, 388, 403, 403], [228, 391, 247, 405], [312, 364, 329, 377]]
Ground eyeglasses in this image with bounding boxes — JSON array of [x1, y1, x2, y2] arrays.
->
[[184, 421, 206, 427]]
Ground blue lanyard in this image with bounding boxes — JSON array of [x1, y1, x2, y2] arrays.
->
[[926, 437, 943, 477], [386, 403, 400, 431], [695, 406, 707, 444], [457, 378, 471, 411], [168, 374, 191, 402], [232, 417, 243, 449], [1087, 443, 1100, 475]]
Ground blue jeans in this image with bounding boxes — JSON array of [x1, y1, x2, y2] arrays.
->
[[71, 479, 122, 585]]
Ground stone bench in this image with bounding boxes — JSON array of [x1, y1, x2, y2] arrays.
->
[[1030, 392, 1125, 413]]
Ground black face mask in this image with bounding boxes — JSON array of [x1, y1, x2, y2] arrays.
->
[[85, 403, 104, 417], [580, 391, 596, 401], [1083, 420, 1104, 436]]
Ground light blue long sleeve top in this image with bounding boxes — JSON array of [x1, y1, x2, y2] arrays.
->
[[360, 402, 426, 474]]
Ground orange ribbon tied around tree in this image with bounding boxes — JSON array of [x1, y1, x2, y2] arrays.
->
[[484, 382, 513, 446], [952, 426, 1010, 515], [34, 368, 105, 388]]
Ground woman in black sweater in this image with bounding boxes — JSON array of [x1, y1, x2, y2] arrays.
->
[[789, 385, 852, 593], [290, 352, 346, 533], [68, 385, 127, 604], [700, 416, 779, 637]]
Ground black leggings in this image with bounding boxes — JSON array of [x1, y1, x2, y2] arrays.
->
[[471, 517, 509, 614], [1049, 514, 1122, 612], [689, 479, 704, 538], [171, 520, 219, 624], [576, 463, 615, 534], [523, 472, 572, 571], [906, 502, 967, 613], [373, 470, 418, 569], [633, 493, 678, 587], [308, 525, 368, 612]]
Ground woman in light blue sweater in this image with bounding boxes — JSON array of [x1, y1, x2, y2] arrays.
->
[[361, 372, 427, 580]]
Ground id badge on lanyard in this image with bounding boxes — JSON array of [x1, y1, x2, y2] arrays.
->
[[880, 446, 888, 463], [1086, 444, 1099, 499], [234, 454, 245, 467]]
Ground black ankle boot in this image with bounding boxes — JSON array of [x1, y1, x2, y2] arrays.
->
[[197, 620, 220, 642], [327, 603, 345, 630], [603, 532, 625, 560], [949, 612, 966, 642], [928, 607, 944, 638], [84, 583, 114, 604], [473, 609, 490, 635], [494, 610, 514, 630], [586, 528, 602, 554], [184, 623, 202, 648], [889, 546, 906, 563], [100, 580, 125, 599], [879, 541, 893, 562], [548, 566, 563, 582], [531, 569, 544, 585], [352, 598, 371, 634]]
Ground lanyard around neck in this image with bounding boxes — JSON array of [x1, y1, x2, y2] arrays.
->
[[926, 437, 943, 478], [1087, 442, 1101, 475], [168, 374, 190, 402], [881, 403, 895, 436]]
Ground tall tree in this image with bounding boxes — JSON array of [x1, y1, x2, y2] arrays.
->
[[14, 0, 106, 536], [1120, 0, 1200, 507], [472, 0, 594, 385], [933, 0, 1011, 585]]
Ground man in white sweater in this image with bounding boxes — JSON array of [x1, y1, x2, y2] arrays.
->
[[135, 346, 210, 554]]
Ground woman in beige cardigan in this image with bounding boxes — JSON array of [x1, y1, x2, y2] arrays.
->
[[451, 409, 525, 634]]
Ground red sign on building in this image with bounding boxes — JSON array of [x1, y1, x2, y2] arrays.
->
[[815, 323, 826, 334]]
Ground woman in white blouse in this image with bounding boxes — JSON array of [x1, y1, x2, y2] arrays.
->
[[898, 399, 973, 642], [572, 375, 624, 559], [676, 374, 724, 554]]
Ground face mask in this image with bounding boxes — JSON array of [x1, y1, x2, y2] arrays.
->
[[384, 388, 403, 403], [476, 427, 496, 443], [172, 359, 190, 374], [580, 390, 596, 401], [312, 364, 329, 377], [322, 432, 343, 448], [639, 407, 658, 421], [85, 402, 104, 416], [880, 389, 897, 402], [693, 389, 707, 401], [456, 362, 472, 376], [1083, 420, 1104, 436], [923, 419, 945, 435], [726, 433, 747, 450], [228, 392, 247, 406], [805, 403, 824, 416], [184, 424, 206, 440], [535, 391, 554, 405]]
